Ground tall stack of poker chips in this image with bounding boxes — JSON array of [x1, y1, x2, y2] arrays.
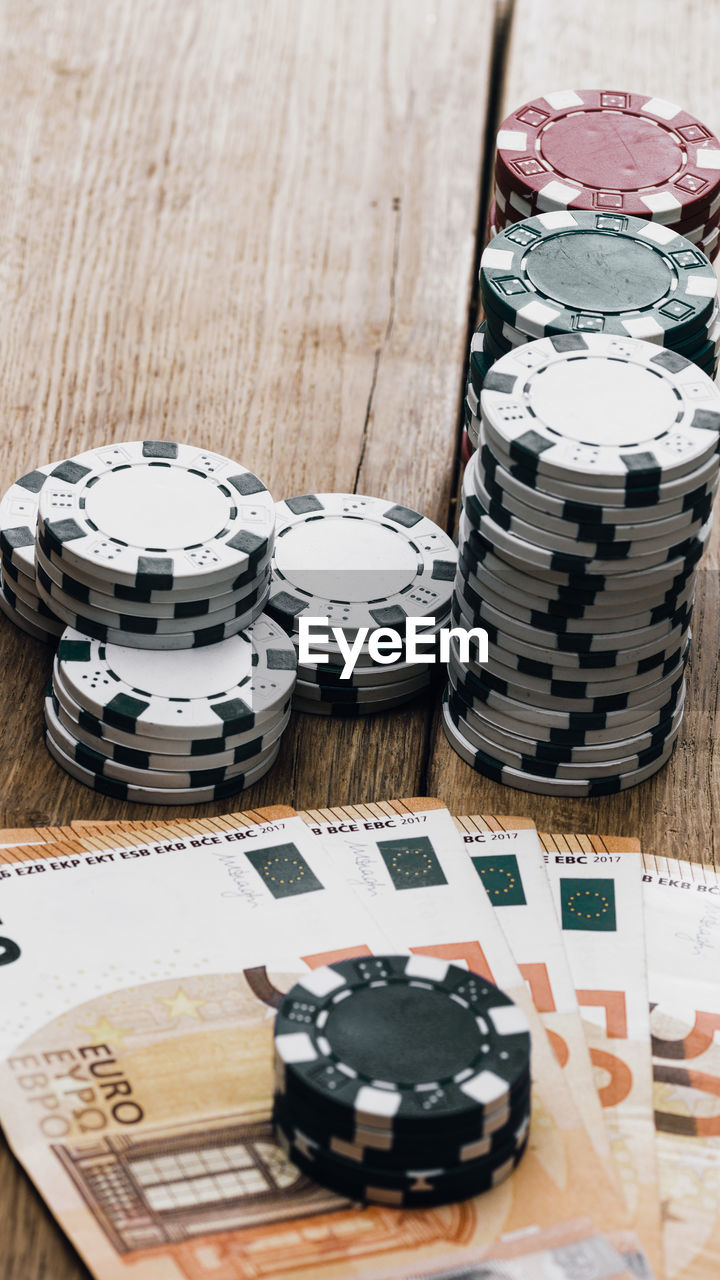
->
[[273, 955, 531, 1207], [492, 91, 720, 263], [444, 333, 720, 797], [0, 442, 298, 802], [267, 494, 457, 715], [463, 211, 720, 461]]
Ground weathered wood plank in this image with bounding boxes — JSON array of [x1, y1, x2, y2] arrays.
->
[[0, 0, 495, 830], [426, 0, 720, 867]]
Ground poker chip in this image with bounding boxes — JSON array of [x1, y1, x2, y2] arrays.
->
[[0, 464, 65, 640], [276, 1122, 528, 1208], [441, 693, 678, 797], [272, 954, 531, 1205], [52, 668, 293, 758], [449, 683, 686, 759], [446, 327, 716, 791], [0, 569, 62, 643], [270, 494, 457, 633], [494, 92, 720, 228], [35, 563, 272, 650], [445, 689, 683, 779], [0, 568, 64, 641], [481, 211, 718, 345], [53, 617, 297, 740], [49, 687, 291, 772], [294, 671, 432, 704], [292, 688, 428, 717], [42, 612, 296, 801], [37, 441, 275, 590], [275, 1116, 529, 1208], [481, 335, 720, 487], [269, 493, 457, 715], [44, 724, 281, 805], [477, 438, 718, 526], [470, 407, 720, 506], [44, 694, 281, 790]]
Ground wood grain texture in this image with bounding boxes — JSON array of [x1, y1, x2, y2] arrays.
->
[[0, 0, 493, 833], [426, 0, 720, 870]]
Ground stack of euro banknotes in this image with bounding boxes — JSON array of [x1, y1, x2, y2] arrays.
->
[[0, 800, 716, 1280]]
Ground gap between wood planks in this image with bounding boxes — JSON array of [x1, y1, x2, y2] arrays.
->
[[416, 0, 515, 797]]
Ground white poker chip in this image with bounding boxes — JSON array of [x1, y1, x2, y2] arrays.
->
[[35, 537, 273, 618], [44, 724, 281, 805], [448, 638, 689, 715], [456, 599, 691, 674], [299, 654, 433, 689], [44, 695, 281, 790], [52, 664, 292, 755], [451, 682, 686, 758], [457, 534, 696, 613], [38, 579, 270, 650], [0, 462, 59, 576], [475, 449, 716, 544], [37, 441, 276, 590], [449, 602, 689, 693], [467, 463, 710, 560], [50, 688, 291, 772], [0, 572, 60, 643], [269, 494, 457, 634], [35, 554, 271, 638], [441, 694, 678, 796], [459, 556, 696, 639], [459, 507, 711, 588], [480, 336, 720, 487], [446, 695, 682, 779], [36, 524, 272, 604], [459, 505, 712, 583], [55, 614, 297, 739], [451, 669, 685, 733], [293, 687, 426, 716], [468, 407, 720, 507]]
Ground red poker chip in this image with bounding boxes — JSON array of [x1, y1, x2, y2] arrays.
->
[[461, 429, 475, 466], [493, 156, 720, 238], [494, 90, 720, 226], [493, 179, 720, 244]]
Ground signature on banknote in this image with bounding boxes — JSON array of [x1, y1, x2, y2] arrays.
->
[[675, 902, 720, 956]]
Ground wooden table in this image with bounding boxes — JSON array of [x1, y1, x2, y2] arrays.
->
[[0, 2, 717, 1275]]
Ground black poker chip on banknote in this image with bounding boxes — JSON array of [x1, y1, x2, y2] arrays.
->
[[273, 954, 532, 1206]]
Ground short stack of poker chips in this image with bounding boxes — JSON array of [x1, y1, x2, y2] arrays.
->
[[273, 954, 531, 1207], [31, 441, 275, 650], [444, 332, 720, 796], [267, 494, 458, 715], [493, 91, 720, 262], [0, 441, 298, 801], [44, 617, 297, 804]]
